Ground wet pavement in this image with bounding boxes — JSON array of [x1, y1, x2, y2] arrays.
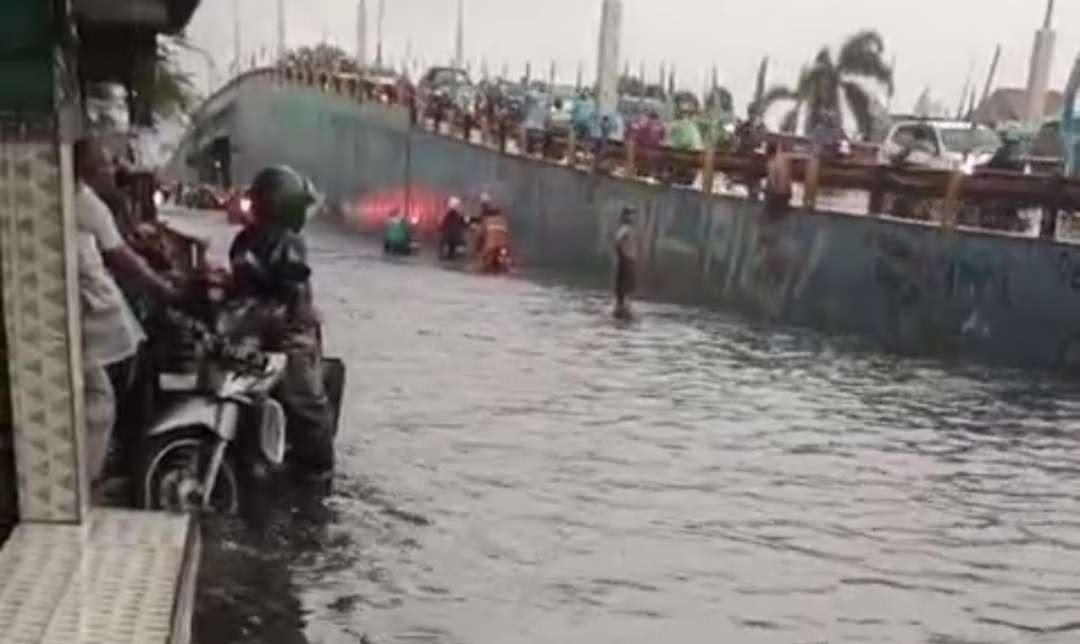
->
[[181, 211, 1080, 644]]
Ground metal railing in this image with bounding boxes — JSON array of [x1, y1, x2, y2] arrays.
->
[[214, 66, 1080, 237]]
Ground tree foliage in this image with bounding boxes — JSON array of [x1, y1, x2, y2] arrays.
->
[[85, 34, 198, 129], [140, 35, 198, 120], [706, 86, 734, 115], [747, 56, 769, 118], [760, 30, 893, 139], [280, 44, 360, 74], [617, 75, 645, 97]]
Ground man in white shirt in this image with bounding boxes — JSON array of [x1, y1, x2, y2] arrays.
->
[[73, 137, 176, 484]]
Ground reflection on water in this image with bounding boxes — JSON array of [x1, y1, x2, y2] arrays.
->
[[194, 217, 1080, 644]]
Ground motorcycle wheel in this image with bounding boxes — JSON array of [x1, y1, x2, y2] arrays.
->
[[138, 428, 240, 514]]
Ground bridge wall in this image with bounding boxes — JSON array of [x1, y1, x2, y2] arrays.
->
[[194, 79, 1080, 369]]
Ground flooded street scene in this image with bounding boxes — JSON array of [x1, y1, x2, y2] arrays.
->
[[186, 214, 1080, 644], [9, 0, 1080, 643]]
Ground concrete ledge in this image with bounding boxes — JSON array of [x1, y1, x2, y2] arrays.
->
[[0, 509, 198, 644]]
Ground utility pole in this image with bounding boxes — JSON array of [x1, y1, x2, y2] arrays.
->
[[277, 0, 286, 61], [956, 58, 974, 120], [232, 0, 241, 74], [978, 45, 1003, 114], [357, 0, 368, 68], [454, 0, 465, 68], [595, 0, 624, 112], [376, 0, 385, 67], [1025, 0, 1057, 123]]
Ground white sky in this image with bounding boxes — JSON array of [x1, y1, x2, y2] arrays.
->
[[181, 0, 1080, 114]]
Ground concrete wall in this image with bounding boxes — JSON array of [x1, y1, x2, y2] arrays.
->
[[184, 79, 1080, 371]]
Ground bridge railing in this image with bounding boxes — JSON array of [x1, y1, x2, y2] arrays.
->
[[231, 66, 1080, 237]]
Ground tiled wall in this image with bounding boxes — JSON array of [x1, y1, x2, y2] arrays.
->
[[0, 131, 86, 524], [0, 273, 14, 535]]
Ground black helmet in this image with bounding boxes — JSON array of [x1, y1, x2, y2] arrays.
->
[[249, 165, 315, 231]]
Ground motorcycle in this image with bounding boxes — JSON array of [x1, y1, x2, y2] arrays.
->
[[480, 244, 512, 274], [136, 305, 289, 513], [383, 214, 418, 256]]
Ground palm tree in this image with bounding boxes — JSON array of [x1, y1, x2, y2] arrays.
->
[[133, 35, 198, 121], [747, 56, 769, 118], [705, 86, 733, 115], [761, 30, 894, 139]]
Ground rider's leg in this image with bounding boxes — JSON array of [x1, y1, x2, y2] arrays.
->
[[279, 348, 336, 478]]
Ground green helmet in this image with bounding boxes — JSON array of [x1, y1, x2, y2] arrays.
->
[[249, 165, 315, 231]]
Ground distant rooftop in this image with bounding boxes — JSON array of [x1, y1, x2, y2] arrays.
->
[[974, 88, 1064, 124]]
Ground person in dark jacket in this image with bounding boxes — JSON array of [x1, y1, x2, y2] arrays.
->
[[229, 165, 335, 482], [439, 196, 469, 259]]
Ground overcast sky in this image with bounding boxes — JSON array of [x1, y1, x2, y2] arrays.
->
[[181, 0, 1080, 114]]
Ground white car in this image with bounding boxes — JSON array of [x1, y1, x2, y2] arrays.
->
[[879, 120, 1001, 173]]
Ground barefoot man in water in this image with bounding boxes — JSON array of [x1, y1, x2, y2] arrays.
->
[[613, 206, 639, 318]]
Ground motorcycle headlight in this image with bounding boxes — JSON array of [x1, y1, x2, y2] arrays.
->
[[257, 398, 287, 465]]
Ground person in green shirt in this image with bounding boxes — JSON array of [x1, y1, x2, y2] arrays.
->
[[669, 117, 704, 152], [383, 210, 414, 255]]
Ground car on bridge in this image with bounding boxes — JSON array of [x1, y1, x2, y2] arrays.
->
[[418, 67, 475, 120], [878, 119, 1001, 173]]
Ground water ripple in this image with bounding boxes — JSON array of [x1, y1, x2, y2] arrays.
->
[[185, 217, 1080, 644]]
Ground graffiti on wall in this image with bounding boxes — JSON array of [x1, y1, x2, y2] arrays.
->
[[735, 216, 827, 318], [1055, 251, 1080, 291], [871, 231, 1011, 341]]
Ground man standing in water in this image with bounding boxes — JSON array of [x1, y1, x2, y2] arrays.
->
[[613, 207, 638, 318]]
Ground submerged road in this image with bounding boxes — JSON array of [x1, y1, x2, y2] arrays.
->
[[178, 210, 1080, 644]]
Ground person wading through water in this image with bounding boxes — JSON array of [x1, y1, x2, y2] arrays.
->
[[613, 207, 639, 319]]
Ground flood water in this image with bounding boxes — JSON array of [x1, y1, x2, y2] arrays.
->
[[186, 212, 1080, 644]]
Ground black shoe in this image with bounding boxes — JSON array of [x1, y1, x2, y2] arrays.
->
[[290, 462, 334, 487]]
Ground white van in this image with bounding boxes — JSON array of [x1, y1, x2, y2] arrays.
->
[[879, 119, 1001, 173]]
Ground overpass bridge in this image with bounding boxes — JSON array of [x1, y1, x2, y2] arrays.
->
[[172, 68, 1080, 372]]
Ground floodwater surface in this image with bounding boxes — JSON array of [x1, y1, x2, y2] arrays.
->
[[186, 212, 1080, 644]]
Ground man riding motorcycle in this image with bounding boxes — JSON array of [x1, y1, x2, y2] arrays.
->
[[474, 200, 512, 273], [228, 165, 335, 482]]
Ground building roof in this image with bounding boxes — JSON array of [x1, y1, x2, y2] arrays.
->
[[973, 88, 1064, 124]]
